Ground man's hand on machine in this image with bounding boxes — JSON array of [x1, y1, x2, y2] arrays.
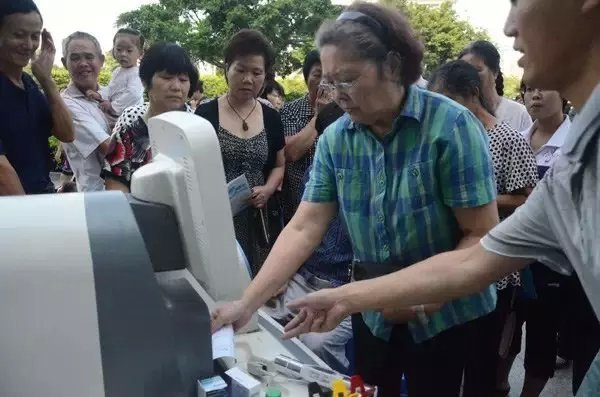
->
[[281, 288, 351, 339], [211, 300, 253, 333]]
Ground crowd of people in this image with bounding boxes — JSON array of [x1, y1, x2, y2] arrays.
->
[[2, 0, 600, 396]]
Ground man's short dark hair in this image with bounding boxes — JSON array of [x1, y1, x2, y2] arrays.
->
[[0, 0, 41, 28], [114, 27, 145, 51], [196, 79, 204, 94], [224, 29, 275, 76], [302, 50, 321, 83], [139, 42, 199, 98]]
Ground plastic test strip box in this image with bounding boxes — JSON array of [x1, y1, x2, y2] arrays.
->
[[225, 367, 261, 397]]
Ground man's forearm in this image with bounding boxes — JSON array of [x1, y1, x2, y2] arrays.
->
[[341, 244, 527, 316], [497, 194, 528, 218], [381, 229, 487, 319], [0, 159, 25, 195], [40, 78, 74, 143]]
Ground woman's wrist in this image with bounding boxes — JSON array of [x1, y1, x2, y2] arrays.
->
[[241, 291, 264, 313], [265, 184, 277, 197], [336, 283, 361, 317]]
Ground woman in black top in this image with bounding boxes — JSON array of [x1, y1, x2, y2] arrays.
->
[[195, 29, 285, 276]]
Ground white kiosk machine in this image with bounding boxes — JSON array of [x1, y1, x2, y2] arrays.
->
[[0, 113, 331, 397]]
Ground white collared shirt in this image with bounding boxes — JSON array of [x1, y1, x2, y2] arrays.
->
[[496, 97, 533, 132], [105, 66, 145, 116], [61, 83, 111, 192], [520, 116, 571, 174]]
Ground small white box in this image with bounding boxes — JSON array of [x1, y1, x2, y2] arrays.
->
[[197, 376, 228, 397], [225, 367, 261, 397]]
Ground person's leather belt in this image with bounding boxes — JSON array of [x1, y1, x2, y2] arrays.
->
[[352, 260, 405, 281], [305, 273, 336, 290]]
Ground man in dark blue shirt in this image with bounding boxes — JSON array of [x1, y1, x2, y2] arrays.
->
[[0, 0, 73, 195]]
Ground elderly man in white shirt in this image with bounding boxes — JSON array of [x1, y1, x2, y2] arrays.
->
[[60, 32, 112, 192]]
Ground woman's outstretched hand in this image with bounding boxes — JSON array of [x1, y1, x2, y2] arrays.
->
[[282, 288, 351, 339]]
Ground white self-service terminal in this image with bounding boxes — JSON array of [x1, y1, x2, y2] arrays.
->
[[0, 112, 331, 397]]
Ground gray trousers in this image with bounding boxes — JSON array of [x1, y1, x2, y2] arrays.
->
[[263, 272, 353, 373]]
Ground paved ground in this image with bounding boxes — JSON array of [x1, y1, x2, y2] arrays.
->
[[508, 327, 573, 396]]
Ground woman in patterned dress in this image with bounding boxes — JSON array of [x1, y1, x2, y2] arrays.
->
[[195, 30, 285, 276], [103, 42, 198, 191], [429, 60, 539, 397]]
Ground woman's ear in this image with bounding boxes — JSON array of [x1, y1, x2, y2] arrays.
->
[[384, 51, 403, 83]]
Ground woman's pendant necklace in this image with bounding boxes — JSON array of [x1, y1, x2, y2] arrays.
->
[[227, 95, 257, 132]]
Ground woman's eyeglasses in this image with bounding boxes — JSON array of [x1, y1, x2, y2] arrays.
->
[[319, 80, 358, 95]]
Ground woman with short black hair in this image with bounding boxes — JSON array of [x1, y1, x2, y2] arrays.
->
[[103, 42, 198, 191], [195, 29, 285, 276]]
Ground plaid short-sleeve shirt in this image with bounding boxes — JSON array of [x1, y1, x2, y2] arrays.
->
[[280, 94, 315, 222], [304, 86, 498, 342]]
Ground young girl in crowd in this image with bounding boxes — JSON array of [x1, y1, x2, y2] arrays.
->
[[86, 28, 145, 127]]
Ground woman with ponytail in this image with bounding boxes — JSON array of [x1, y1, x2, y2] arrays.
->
[[460, 40, 533, 131]]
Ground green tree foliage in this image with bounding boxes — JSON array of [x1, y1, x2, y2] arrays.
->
[[200, 74, 307, 102], [381, 0, 490, 74], [50, 67, 70, 90], [202, 74, 229, 99], [503, 75, 523, 100], [278, 76, 307, 101], [117, 0, 342, 75]]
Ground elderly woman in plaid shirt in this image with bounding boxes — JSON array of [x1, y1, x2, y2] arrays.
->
[[211, 3, 501, 396]]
